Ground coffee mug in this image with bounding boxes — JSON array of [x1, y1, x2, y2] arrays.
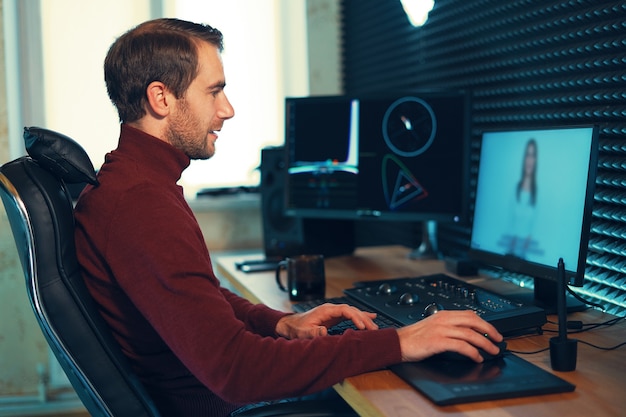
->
[[275, 254, 326, 301]]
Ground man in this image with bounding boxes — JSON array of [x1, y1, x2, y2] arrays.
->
[[74, 18, 502, 417]]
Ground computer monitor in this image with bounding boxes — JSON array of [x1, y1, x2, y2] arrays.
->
[[283, 91, 470, 226], [468, 125, 599, 312]]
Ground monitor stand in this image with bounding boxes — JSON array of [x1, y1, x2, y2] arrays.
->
[[510, 278, 587, 314], [535, 278, 587, 314], [408, 220, 438, 260]]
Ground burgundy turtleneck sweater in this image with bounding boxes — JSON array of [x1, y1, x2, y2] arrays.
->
[[74, 124, 402, 416]]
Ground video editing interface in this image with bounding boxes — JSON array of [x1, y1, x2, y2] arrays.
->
[[470, 126, 598, 282], [284, 92, 469, 223]]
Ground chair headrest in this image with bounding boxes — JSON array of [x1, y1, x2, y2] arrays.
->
[[23, 127, 98, 185]]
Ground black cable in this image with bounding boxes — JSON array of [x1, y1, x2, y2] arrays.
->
[[545, 315, 625, 335], [577, 339, 626, 351], [507, 315, 626, 354], [508, 346, 550, 355], [566, 285, 605, 310]]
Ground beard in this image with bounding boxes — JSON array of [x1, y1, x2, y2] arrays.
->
[[166, 99, 215, 160]]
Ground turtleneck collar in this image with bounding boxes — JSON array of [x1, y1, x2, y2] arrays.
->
[[114, 124, 191, 183]]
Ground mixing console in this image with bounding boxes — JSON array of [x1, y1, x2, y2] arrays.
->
[[295, 273, 547, 335]]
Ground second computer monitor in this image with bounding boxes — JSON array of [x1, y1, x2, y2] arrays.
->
[[284, 91, 470, 224], [468, 125, 599, 312]]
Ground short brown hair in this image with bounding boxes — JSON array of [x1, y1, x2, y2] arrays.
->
[[104, 18, 224, 123]]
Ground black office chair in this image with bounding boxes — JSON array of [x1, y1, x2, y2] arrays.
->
[[0, 127, 356, 417]]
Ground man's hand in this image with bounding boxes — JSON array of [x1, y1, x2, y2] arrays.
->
[[276, 303, 379, 339], [397, 310, 503, 363]]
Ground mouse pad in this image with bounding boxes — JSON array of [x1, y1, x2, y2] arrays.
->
[[388, 352, 575, 406]]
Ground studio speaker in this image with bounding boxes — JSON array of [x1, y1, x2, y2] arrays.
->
[[260, 147, 355, 258]]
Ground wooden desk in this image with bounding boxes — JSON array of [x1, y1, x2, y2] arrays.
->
[[214, 246, 626, 417]]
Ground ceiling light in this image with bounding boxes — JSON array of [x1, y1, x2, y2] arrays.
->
[[400, 0, 435, 27]]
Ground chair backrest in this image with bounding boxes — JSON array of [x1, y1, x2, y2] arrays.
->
[[0, 127, 161, 417]]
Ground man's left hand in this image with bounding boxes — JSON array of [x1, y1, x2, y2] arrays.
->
[[275, 303, 379, 339]]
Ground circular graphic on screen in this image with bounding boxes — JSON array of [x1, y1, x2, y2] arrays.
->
[[382, 96, 437, 157]]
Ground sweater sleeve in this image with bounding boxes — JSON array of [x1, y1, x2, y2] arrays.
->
[[220, 287, 288, 337], [91, 184, 402, 404]]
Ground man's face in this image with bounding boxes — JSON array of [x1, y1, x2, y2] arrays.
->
[[166, 41, 234, 160]]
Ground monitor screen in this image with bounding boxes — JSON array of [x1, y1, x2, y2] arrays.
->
[[284, 91, 470, 224], [468, 125, 599, 310]]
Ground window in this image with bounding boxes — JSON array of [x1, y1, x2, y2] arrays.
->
[[7, 0, 309, 199], [167, 0, 309, 197]]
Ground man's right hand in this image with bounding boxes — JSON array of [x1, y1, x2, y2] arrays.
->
[[396, 310, 503, 363]]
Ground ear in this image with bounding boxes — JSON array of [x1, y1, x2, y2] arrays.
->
[[145, 81, 170, 118]]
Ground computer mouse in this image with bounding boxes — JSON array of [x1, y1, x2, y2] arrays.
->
[[434, 340, 507, 362]]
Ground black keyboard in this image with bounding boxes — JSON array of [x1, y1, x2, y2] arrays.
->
[[293, 297, 400, 334], [293, 273, 547, 336]]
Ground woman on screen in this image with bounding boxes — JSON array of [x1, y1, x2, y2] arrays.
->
[[506, 138, 538, 258]]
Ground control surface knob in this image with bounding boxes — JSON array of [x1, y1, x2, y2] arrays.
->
[[377, 283, 394, 295], [398, 292, 419, 306], [423, 302, 444, 317]]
